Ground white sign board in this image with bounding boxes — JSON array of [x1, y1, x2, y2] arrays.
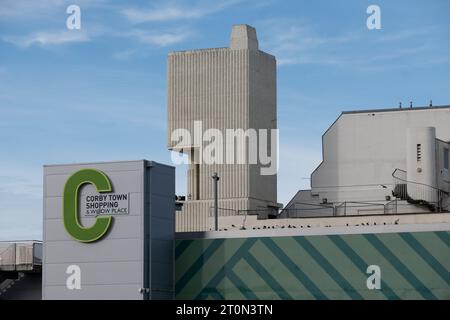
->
[[80, 192, 130, 216]]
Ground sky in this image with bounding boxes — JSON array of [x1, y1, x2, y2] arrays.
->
[[1, 0, 449, 240]]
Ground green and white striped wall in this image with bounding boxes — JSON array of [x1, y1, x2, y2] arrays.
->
[[175, 231, 450, 299]]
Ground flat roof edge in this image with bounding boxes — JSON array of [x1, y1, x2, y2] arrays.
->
[[44, 159, 174, 169], [168, 47, 275, 59], [176, 222, 450, 240]]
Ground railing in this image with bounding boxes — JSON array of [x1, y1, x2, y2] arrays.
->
[[202, 181, 448, 226], [208, 207, 247, 230], [384, 199, 398, 214], [208, 207, 241, 217], [392, 168, 448, 212], [283, 200, 425, 217], [208, 207, 280, 218], [282, 202, 390, 217], [207, 201, 398, 220]]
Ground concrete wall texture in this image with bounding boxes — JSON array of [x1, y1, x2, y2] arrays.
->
[[167, 25, 277, 231], [43, 160, 175, 300]]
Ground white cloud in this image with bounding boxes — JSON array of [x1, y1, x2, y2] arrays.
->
[[0, 0, 106, 19], [377, 26, 437, 42], [3, 30, 89, 48], [259, 20, 446, 68], [122, 0, 242, 23], [0, 170, 43, 240], [0, 0, 65, 18], [0, 169, 42, 200], [259, 20, 360, 67]]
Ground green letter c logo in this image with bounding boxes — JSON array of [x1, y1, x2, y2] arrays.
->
[[63, 169, 113, 243]]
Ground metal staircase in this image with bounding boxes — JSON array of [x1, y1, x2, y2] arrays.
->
[[392, 168, 448, 212], [0, 272, 24, 297]]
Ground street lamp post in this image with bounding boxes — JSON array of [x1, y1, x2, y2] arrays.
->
[[212, 173, 220, 231]]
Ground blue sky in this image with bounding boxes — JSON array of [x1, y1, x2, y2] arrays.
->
[[1, 0, 449, 240]]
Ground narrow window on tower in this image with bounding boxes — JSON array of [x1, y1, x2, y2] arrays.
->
[[444, 148, 449, 170], [417, 144, 422, 162]]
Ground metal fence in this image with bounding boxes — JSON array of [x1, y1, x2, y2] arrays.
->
[[201, 190, 448, 227], [278, 203, 335, 218], [334, 201, 387, 216], [208, 207, 242, 217]]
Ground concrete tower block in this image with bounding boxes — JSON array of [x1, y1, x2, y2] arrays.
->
[[230, 24, 258, 50]]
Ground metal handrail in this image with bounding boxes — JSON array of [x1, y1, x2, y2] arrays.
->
[[384, 199, 398, 214], [392, 168, 448, 193], [278, 202, 334, 218], [335, 201, 386, 216], [208, 207, 240, 217], [207, 207, 250, 230]]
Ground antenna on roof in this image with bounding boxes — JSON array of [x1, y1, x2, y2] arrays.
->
[[399, 102, 402, 109], [410, 101, 413, 108], [429, 100, 433, 107]]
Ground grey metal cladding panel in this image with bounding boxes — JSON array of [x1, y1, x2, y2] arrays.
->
[[151, 239, 173, 264], [148, 162, 175, 175], [44, 284, 142, 300], [45, 238, 142, 264], [44, 261, 142, 286], [45, 215, 143, 241], [45, 192, 143, 219], [44, 160, 145, 175], [149, 194, 175, 220], [45, 170, 144, 197], [151, 216, 174, 240], [151, 261, 173, 289]]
